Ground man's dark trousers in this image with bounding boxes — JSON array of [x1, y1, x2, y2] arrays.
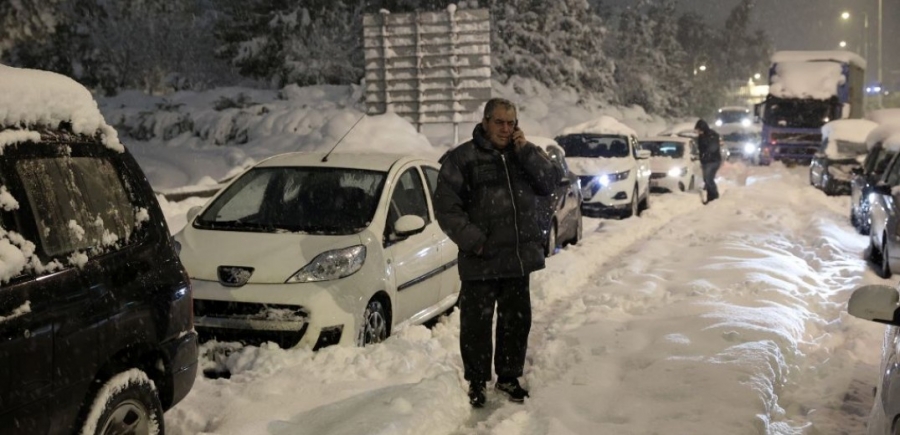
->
[[459, 276, 531, 382], [702, 161, 721, 201]]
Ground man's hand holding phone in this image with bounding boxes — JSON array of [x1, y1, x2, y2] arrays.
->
[[511, 126, 527, 151]]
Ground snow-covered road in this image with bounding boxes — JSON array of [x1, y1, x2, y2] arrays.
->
[[163, 162, 889, 435]]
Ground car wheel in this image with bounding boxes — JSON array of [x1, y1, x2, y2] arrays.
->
[[360, 298, 389, 346], [822, 174, 832, 195], [572, 210, 583, 244], [623, 186, 638, 218], [80, 369, 163, 435], [638, 188, 649, 214], [678, 181, 685, 192], [545, 221, 558, 257]]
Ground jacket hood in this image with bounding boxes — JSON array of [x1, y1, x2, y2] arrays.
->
[[695, 119, 711, 133]]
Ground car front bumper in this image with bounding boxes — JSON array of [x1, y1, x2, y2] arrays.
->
[[190, 277, 367, 349]]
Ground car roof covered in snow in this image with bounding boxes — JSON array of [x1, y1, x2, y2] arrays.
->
[[865, 109, 900, 125], [822, 119, 878, 143], [255, 151, 430, 171], [771, 51, 867, 69], [657, 121, 699, 138], [867, 123, 900, 152], [0, 64, 122, 151], [557, 115, 638, 138]]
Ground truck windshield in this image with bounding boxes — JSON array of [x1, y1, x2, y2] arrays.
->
[[763, 97, 838, 129]]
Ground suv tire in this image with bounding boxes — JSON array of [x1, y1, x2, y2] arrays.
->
[[80, 369, 163, 435]]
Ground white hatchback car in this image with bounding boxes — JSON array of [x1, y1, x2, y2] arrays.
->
[[639, 136, 702, 193], [555, 117, 651, 218], [176, 152, 460, 349]]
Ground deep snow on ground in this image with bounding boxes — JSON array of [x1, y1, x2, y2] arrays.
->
[[158, 161, 888, 435], [102, 78, 889, 434]]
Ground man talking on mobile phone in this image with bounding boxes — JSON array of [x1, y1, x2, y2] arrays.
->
[[433, 98, 561, 407]]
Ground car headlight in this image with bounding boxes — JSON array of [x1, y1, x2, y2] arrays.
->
[[599, 170, 630, 186], [667, 167, 687, 177], [287, 245, 366, 283], [743, 142, 757, 153], [741, 118, 752, 127], [715, 119, 723, 127]]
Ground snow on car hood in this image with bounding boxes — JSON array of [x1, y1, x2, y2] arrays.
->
[[566, 157, 633, 176], [650, 157, 689, 173], [177, 227, 364, 284]]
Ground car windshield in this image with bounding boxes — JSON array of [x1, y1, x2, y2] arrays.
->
[[717, 111, 749, 124], [555, 134, 630, 158], [639, 141, 684, 158], [195, 167, 386, 235], [763, 97, 838, 128]]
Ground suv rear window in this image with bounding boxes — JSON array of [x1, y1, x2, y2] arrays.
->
[[16, 157, 136, 257]]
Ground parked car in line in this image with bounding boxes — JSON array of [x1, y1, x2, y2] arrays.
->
[[531, 136, 583, 256], [810, 119, 877, 196], [862, 129, 900, 277], [555, 116, 651, 218], [639, 136, 702, 193], [0, 65, 197, 434], [714, 106, 753, 128], [847, 284, 900, 434], [851, 124, 900, 235], [717, 124, 762, 164], [176, 152, 460, 349]]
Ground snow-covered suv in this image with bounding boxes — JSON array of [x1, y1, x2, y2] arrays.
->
[[555, 117, 651, 218], [0, 65, 197, 434]]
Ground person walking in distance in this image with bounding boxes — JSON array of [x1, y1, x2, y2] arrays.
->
[[695, 119, 722, 203], [433, 98, 561, 407]]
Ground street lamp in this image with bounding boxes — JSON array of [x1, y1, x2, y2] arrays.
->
[[754, 73, 761, 80], [839, 41, 847, 48], [840, 11, 868, 62], [698, 65, 707, 72]]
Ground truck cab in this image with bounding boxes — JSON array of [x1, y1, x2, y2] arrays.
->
[[756, 51, 866, 165]]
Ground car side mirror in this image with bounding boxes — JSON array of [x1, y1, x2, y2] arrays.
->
[[848, 284, 900, 325], [186, 206, 202, 223], [393, 215, 426, 238], [636, 149, 651, 159]]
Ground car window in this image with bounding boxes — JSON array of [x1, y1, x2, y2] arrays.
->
[[884, 156, 900, 186], [422, 166, 439, 195], [639, 141, 685, 158], [198, 167, 386, 235], [556, 134, 630, 158], [16, 157, 136, 258], [387, 168, 429, 232]]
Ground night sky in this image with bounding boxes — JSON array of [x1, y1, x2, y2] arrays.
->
[[605, 0, 899, 86]]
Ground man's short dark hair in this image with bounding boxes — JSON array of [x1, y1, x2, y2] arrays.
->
[[483, 98, 517, 120]]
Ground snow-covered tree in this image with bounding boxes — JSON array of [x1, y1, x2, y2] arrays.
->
[[216, 0, 365, 87]]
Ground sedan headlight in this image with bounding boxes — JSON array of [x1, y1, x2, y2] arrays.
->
[[287, 245, 366, 283], [667, 167, 687, 177], [743, 142, 757, 153]]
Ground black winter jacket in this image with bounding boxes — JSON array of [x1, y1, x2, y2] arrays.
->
[[434, 125, 561, 280], [698, 130, 722, 164]]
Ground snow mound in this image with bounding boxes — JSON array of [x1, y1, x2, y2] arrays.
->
[[558, 115, 638, 137], [769, 61, 845, 100]]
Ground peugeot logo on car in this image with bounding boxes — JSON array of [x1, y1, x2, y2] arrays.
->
[[217, 266, 254, 287]]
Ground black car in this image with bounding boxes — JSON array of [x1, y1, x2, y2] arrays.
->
[[851, 140, 897, 234], [534, 140, 583, 256], [810, 120, 874, 196], [0, 69, 197, 434]]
